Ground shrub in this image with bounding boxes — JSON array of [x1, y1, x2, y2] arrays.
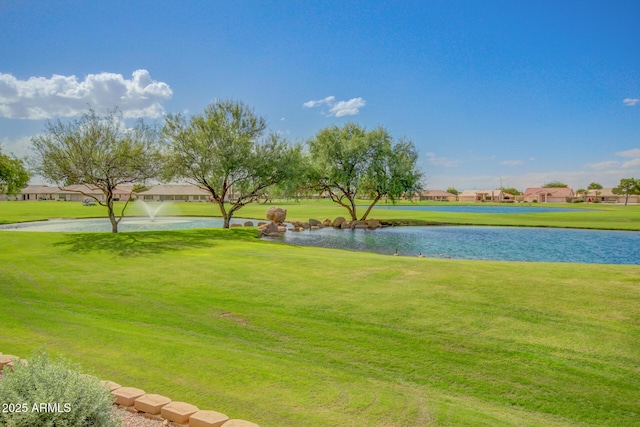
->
[[0, 350, 120, 427]]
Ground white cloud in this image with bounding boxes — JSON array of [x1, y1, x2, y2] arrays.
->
[[587, 160, 620, 170], [623, 98, 639, 106], [328, 98, 366, 117], [500, 160, 524, 166], [303, 96, 335, 108], [303, 95, 365, 117], [425, 152, 461, 168], [607, 148, 640, 168], [0, 136, 32, 158], [616, 148, 640, 158], [0, 70, 173, 119], [622, 158, 640, 168]]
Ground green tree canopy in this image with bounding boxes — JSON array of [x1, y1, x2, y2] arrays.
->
[[587, 182, 603, 190], [31, 108, 162, 233], [500, 187, 522, 195], [612, 177, 639, 206], [0, 148, 30, 197], [576, 189, 588, 200], [308, 123, 422, 221], [446, 187, 459, 195], [542, 181, 568, 188], [162, 100, 303, 228]]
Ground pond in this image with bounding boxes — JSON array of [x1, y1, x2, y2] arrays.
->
[[1, 217, 638, 265], [369, 205, 585, 214], [265, 226, 640, 265]]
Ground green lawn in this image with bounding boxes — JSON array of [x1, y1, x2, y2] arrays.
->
[[1, 225, 639, 426], [2, 199, 640, 230]]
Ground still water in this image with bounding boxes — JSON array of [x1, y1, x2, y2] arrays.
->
[[266, 225, 640, 265]]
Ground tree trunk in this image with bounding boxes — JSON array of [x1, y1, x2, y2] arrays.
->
[[359, 194, 382, 221], [107, 199, 119, 233], [348, 198, 357, 221], [214, 199, 231, 229]]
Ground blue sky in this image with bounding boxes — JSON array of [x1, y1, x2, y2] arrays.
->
[[1, 0, 639, 191]]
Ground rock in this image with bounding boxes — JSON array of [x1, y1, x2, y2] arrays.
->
[[340, 221, 351, 229], [257, 221, 267, 226], [332, 217, 346, 228], [260, 221, 279, 235], [243, 221, 254, 227], [230, 223, 242, 227], [277, 225, 287, 232], [310, 226, 319, 230], [301, 222, 310, 229], [366, 219, 381, 229], [292, 221, 303, 228], [353, 221, 368, 229], [323, 218, 332, 227], [309, 218, 321, 227], [266, 207, 287, 224]]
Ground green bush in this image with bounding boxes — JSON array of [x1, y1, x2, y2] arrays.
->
[[0, 350, 119, 427]]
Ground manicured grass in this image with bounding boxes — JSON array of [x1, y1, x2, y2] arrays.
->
[[2, 199, 640, 230], [1, 229, 639, 426]]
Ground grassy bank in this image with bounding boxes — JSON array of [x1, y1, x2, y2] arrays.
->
[[2, 199, 640, 230], [1, 229, 639, 426]]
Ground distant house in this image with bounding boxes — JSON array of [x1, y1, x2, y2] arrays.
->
[[458, 189, 505, 202], [586, 188, 639, 204], [5, 184, 134, 201], [135, 184, 211, 202], [413, 190, 458, 202], [522, 187, 574, 203]]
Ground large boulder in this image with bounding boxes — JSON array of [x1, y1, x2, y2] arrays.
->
[[266, 207, 287, 224], [340, 221, 351, 229], [366, 219, 381, 229], [332, 216, 346, 228], [260, 221, 279, 236], [309, 218, 322, 227], [323, 218, 333, 227]]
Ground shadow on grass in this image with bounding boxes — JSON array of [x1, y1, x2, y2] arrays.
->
[[53, 228, 261, 257]]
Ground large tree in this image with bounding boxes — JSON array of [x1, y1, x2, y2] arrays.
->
[[308, 123, 422, 221], [31, 109, 162, 233], [612, 177, 639, 206], [587, 182, 603, 190], [0, 148, 30, 197], [162, 100, 303, 228]]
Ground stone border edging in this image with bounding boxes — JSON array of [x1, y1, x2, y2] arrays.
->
[[0, 352, 260, 427]]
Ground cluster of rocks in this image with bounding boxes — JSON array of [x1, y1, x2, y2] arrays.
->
[[258, 207, 383, 237]]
